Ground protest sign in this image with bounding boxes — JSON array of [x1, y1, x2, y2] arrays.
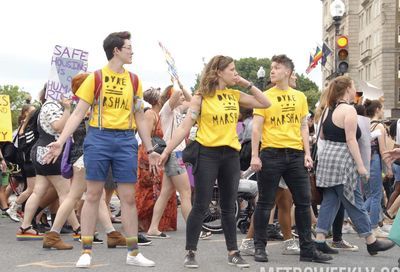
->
[[0, 95, 13, 142], [158, 42, 179, 82], [46, 45, 89, 101]]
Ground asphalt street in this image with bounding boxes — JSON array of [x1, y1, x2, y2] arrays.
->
[[1, 210, 399, 272]]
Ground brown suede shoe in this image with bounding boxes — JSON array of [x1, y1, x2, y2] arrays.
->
[[43, 231, 73, 250], [107, 231, 126, 248]]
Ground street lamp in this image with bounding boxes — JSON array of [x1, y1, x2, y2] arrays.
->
[[330, 0, 346, 35], [256, 66, 266, 90], [330, 0, 346, 77]]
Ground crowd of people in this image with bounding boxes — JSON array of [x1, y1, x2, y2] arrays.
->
[[0, 30, 398, 269]]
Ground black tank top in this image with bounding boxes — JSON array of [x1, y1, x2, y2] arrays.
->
[[323, 103, 361, 143]]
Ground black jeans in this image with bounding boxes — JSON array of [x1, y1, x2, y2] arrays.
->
[[186, 144, 240, 251], [254, 148, 315, 256]]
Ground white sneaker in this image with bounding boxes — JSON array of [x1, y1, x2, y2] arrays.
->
[[329, 239, 359, 251], [126, 253, 155, 267], [6, 208, 20, 222], [282, 238, 300, 255], [372, 227, 389, 238], [76, 253, 92, 268], [239, 238, 255, 256], [6, 201, 21, 222], [342, 223, 357, 234], [381, 224, 392, 233]]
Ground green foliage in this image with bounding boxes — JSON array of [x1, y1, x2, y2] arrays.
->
[[296, 73, 319, 92], [296, 73, 320, 110], [303, 89, 321, 111], [234, 57, 271, 92], [0, 85, 31, 130]]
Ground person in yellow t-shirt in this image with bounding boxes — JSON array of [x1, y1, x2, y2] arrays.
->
[[43, 31, 157, 268], [251, 55, 332, 263], [158, 55, 271, 268]]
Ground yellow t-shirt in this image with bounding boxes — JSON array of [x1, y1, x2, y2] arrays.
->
[[196, 89, 241, 151], [76, 66, 143, 130], [254, 86, 308, 150]]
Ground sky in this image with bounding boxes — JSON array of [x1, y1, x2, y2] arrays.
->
[[0, 0, 323, 100]]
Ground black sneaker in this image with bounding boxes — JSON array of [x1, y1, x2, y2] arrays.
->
[[93, 233, 103, 244], [60, 225, 73, 234], [78, 233, 103, 244], [184, 250, 199, 268], [314, 241, 339, 254], [300, 250, 333, 263], [266, 224, 284, 241], [138, 233, 152, 246], [254, 248, 268, 262], [367, 239, 395, 255], [228, 251, 250, 268], [35, 223, 50, 234]]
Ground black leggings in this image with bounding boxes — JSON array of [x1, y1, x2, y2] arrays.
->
[[186, 145, 240, 251], [332, 203, 344, 242]]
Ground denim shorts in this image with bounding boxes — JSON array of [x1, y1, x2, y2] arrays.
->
[[83, 127, 138, 183], [165, 151, 187, 177]]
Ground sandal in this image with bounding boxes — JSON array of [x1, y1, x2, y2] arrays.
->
[[16, 225, 43, 241]]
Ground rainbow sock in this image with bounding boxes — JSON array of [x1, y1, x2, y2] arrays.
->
[[81, 235, 93, 255], [126, 236, 139, 256]]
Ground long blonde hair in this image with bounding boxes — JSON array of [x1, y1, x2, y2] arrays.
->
[[314, 89, 329, 123], [198, 55, 234, 97]]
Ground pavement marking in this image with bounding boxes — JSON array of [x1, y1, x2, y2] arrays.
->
[[207, 239, 281, 246], [17, 260, 108, 268]]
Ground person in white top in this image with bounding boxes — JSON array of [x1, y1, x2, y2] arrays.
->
[[146, 82, 192, 238]]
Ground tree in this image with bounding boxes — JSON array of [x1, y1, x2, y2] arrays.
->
[[0, 85, 32, 130], [296, 74, 320, 111]]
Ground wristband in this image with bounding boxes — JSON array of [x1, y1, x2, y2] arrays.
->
[[146, 149, 154, 155], [246, 82, 254, 90]]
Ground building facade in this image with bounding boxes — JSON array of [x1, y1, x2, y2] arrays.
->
[[322, 0, 400, 117]]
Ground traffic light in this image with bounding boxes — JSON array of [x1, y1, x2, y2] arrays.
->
[[336, 35, 349, 74]]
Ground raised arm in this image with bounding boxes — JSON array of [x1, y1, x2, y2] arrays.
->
[[236, 76, 271, 109]]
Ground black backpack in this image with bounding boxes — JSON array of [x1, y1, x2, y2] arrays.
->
[[18, 108, 40, 162]]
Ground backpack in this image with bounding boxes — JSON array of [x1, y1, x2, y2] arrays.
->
[[14, 108, 41, 163], [91, 69, 139, 129]]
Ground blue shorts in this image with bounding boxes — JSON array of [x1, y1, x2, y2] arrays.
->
[[83, 127, 138, 183]]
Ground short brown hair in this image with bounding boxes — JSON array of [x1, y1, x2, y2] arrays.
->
[[103, 31, 131, 61], [271, 54, 294, 72]]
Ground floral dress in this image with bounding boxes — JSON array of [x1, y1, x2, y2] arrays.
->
[[135, 109, 177, 232]]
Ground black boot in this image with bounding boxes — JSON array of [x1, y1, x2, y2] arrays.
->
[[367, 239, 395, 256], [254, 249, 268, 262], [300, 250, 333, 263], [314, 241, 339, 254]]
